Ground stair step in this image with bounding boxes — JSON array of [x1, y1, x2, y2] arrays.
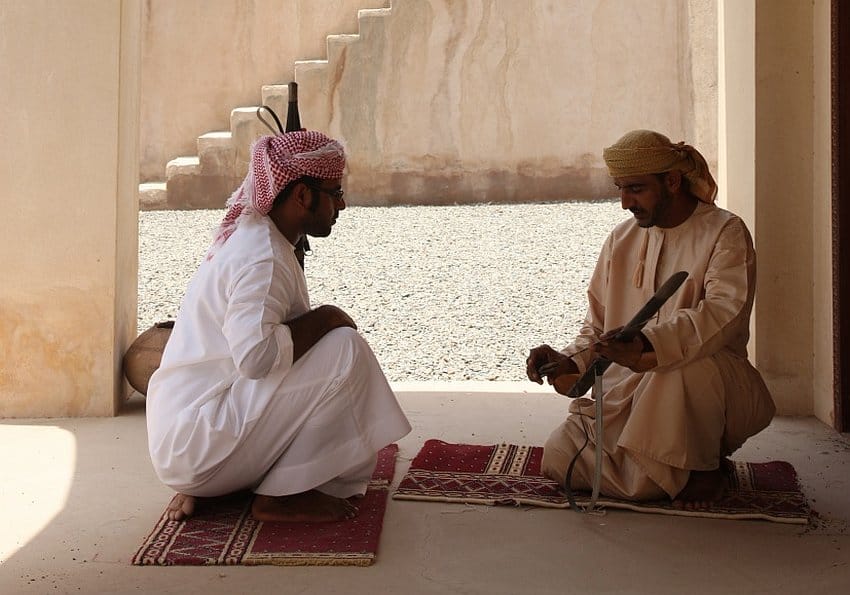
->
[[138, 182, 167, 211], [358, 7, 392, 19], [294, 59, 329, 71], [260, 84, 290, 125], [230, 107, 267, 169], [358, 8, 391, 41], [327, 34, 359, 63], [166, 156, 199, 176], [197, 131, 231, 150], [327, 33, 360, 44], [165, 155, 240, 210], [197, 131, 235, 175], [294, 61, 331, 133], [151, 6, 395, 211]]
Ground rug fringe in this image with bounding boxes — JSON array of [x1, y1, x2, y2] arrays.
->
[[243, 556, 374, 567]]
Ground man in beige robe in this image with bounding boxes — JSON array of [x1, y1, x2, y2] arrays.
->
[[526, 130, 775, 505]]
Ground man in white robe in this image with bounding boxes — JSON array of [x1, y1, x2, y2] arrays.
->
[[146, 130, 411, 522], [526, 130, 775, 505]]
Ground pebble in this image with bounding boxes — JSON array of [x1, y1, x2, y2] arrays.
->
[[138, 201, 625, 381]]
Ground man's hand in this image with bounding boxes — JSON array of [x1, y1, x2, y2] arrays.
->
[[526, 345, 579, 388], [285, 305, 357, 362], [313, 304, 357, 332], [592, 330, 656, 372]]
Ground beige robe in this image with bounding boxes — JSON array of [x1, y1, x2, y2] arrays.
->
[[542, 202, 775, 500]]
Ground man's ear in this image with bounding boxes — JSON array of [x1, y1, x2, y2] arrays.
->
[[292, 181, 311, 210], [665, 170, 683, 194]]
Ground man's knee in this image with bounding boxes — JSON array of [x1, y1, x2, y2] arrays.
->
[[317, 327, 381, 380], [315, 327, 364, 359], [324, 326, 374, 353], [324, 325, 360, 342]]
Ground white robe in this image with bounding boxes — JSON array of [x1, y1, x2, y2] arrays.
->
[[541, 201, 776, 499], [146, 215, 411, 498]]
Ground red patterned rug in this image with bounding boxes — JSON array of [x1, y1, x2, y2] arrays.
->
[[393, 440, 811, 524], [133, 445, 398, 566]]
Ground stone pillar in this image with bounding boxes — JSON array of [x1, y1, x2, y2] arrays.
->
[[719, 0, 820, 417], [0, 0, 141, 417], [811, 0, 835, 425]]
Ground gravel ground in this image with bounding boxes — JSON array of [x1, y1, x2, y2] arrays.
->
[[138, 201, 626, 381]]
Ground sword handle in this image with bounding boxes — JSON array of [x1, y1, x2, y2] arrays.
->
[[564, 271, 688, 398]]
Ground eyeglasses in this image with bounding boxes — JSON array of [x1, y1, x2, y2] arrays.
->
[[303, 182, 344, 201]]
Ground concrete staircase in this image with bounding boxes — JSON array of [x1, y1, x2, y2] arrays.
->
[[139, 7, 392, 211]]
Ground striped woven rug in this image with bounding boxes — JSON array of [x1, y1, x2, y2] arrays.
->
[[133, 444, 398, 566], [393, 440, 811, 524]]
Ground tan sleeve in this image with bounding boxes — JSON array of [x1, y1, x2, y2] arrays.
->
[[643, 217, 754, 371], [561, 232, 612, 374]]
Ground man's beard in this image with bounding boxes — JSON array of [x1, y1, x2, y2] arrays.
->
[[642, 185, 673, 228]]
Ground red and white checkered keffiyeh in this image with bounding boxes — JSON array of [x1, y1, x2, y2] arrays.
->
[[207, 130, 346, 258]]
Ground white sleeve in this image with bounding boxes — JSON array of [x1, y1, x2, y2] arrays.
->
[[222, 258, 296, 380]]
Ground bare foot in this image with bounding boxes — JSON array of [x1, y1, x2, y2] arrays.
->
[[673, 462, 730, 511], [167, 493, 196, 521], [251, 490, 358, 522]]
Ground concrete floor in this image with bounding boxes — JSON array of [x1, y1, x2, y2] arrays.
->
[[1, 382, 849, 595]]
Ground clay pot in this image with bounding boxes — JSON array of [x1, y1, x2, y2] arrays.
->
[[123, 321, 174, 396]]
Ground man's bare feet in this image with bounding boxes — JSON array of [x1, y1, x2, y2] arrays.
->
[[672, 462, 730, 511], [167, 493, 196, 521], [251, 490, 358, 522]]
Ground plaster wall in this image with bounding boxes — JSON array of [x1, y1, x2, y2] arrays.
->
[[0, 0, 141, 417], [319, 0, 717, 205], [717, 1, 755, 222], [687, 0, 719, 175], [141, 0, 718, 204], [139, 0, 389, 182]]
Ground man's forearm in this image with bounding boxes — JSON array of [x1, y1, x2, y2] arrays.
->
[[284, 305, 355, 362], [285, 313, 327, 362]]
